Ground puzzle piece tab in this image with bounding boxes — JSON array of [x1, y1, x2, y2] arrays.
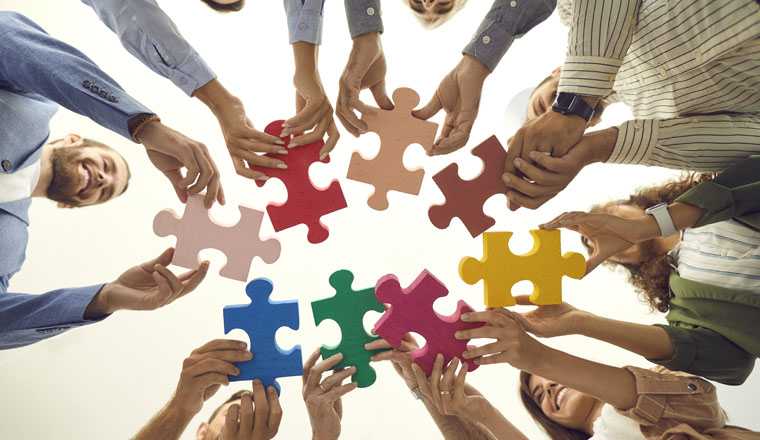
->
[[249, 120, 347, 244], [459, 230, 586, 307], [429, 136, 507, 238], [373, 270, 484, 376], [311, 270, 389, 388], [347, 88, 438, 211], [223, 278, 303, 394], [153, 194, 280, 281]]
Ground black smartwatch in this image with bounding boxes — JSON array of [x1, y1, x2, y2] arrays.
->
[[551, 92, 594, 122]]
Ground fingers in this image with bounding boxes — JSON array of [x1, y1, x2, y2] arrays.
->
[[252, 380, 269, 436], [370, 80, 394, 110], [318, 121, 340, 159], [325, 381, 358, 401], [506, 190, 554, 210], [412, 94, 443, 121], [306, 353, 343, 391], [186, 358, 241, 378], [194, 339, 248, 355], [513, 295, 535, 306], [460, 310, 510, 326], [302, 348, 322, 385], [283, 100, 327, 136], [365, 338, 393, 351], [239, 391, 254, 434], [163, 169, 189, 204], [462, 341, 505, 359], [431, 119, 474, 155], [231, 157, 269, 181], [321, 366, 356, 389], [141, 247, 175, 270], [289, 116, 330, 148], [266, 386, 283, 434], [336, 90, 369, 136], [177, 261, 210, 297], [224, 403, 240, 437]]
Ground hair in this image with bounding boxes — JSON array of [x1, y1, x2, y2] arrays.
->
[[409, 0, 469, 29], [48, 137, 132, 196], [207, 390, 247, 423], [582, 172, 714, 312], [200, 0, 245, 13], [519, 372, 590, 440]]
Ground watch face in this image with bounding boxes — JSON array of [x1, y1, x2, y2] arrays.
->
[[556, 92, 574, 108]]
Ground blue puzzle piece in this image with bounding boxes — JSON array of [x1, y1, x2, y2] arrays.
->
[[223, 278, 303, 394]]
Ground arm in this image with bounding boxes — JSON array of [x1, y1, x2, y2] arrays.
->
[[579, 314, 676, 360], [285, 0, 324, 45], [132, 402, 193, 440]]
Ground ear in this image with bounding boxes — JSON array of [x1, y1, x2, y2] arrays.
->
[[62, 134, 84, 147], [551, 65, 563, 75], [57, 202, 76, 209], [196, 422, 209, 440]]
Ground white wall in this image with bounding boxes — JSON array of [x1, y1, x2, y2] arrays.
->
[[0, 0, 757, 439]]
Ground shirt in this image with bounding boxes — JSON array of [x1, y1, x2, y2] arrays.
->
[[0, 161, 40, 204], [556, 0, 760, 173], [592, 404, 646, 440], [284, 0, 325, 44]]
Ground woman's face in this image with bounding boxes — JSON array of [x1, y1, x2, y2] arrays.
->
[[407, 0, 462, 21], [528, 375, 599, 430]]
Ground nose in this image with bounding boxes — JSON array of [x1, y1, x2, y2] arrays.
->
[[545, 382, 558, 406], [96, 169, 112, 188], [422, 0, 437, 11]]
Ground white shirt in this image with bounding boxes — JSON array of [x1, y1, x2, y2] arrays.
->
[[591, 404, 646, 440], [0, 161, 40, 203]]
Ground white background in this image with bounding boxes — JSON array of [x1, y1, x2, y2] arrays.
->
[[0, 1, 757, 439]]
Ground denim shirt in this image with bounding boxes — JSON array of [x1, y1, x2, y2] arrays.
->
[[284, 0, 325, 44]]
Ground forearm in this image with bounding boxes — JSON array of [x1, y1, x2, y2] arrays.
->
[[580, 314, 675, 361], [293, 41, 319, 76], [132, 399, 194, 440], [193, 78, 238, 116], [421, 398, 495, 440]]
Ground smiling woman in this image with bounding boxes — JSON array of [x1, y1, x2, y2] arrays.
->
[[404, 0, 469, 29]]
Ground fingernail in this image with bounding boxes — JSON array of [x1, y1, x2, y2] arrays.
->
[[244, 352, 253, 359], [277, 163, 288, 169], [319, 152, 327, 161], [528, 151, 538, 160], [234, 368, 241, 375], [282, 122, 290, 128], [253, 379, 261, 384], [454, 331, 462, 339], [453, 357, 460, 365], [507, 192, 514, 200], [238, 341, 247, 348], [436, 354, 443, 361], [514, 158, 522, 167], [278, 149, 288, 155], [289, 142, 299, 147], [350, 366, 356, 371], [503, 174, 511, 183], [256, 176, 269, 181], [461, 313, 470, 321], [462, 352, 471, 359], [275, 139, 285, 145], [364, 343, 370, 349]]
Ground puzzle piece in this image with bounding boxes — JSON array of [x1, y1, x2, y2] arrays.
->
[[153, 194, 280, 281], [248, 120, 347, 244], [223, 278, 303, 394], [311, 270, 389, 388], [459, 230, 586, 307], [347, 88, 438, 211], [429, 136, 507, 238], [373, 270, 484, 376]]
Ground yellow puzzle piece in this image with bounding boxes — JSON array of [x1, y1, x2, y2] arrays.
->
[[459, 230, 586, 307]]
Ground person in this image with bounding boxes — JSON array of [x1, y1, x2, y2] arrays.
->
[[530, 155, 760, 385], [405, 0, 469, 29], [132, 342, 356, 440], [0, 12, 214, 349], [337, 0, 557, 154], [82, 0, 339, 178], [501, 0, 760, 210], [418, 308, 760, 439]]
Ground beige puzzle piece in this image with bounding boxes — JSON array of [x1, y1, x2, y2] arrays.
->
[[459, 230, 586, 307], [347, 87, 438, 211]]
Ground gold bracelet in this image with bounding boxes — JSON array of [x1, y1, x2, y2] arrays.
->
[[130, 114, 161, 142]]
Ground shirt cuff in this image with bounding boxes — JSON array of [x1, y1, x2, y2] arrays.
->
[[171, 53, 216, 97], [557, 55, 623, 97], [606, 119, 659, 165], [462, 25, 515, 72], [287, 10, 323, 44], [647, 324, 697, 373], [347, 0, 383, 38]]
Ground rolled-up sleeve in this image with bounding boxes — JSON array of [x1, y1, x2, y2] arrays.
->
[[463, 0, 556, 72], [82, 0, 215, 96], [285, 0, 324, 44], [345, 0, 383, 38]]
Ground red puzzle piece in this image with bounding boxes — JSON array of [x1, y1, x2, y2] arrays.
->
[[428, 136, 507, 238], [373, 270, 484, 376], [248, 120, 347, 244]]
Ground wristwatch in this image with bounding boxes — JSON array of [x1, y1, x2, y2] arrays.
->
[[410, 386, 427, 400], [645, 203, 678, 237], [551, 92, 594, 122]]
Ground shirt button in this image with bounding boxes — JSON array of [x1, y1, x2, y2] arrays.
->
[[510, 0, 517, 6], [1, 160, 11, 172], [298, 22, 308, 31], [482, 35, 491, 44], [658, 67, 668, 79], [687, 383, 697, 391], [694, 50, 703, 63], [633, 122, 643, 130], [366, 7, 375, 15], [721, 250, 728, 257]]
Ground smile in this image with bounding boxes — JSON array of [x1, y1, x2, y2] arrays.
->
[[79, 163, 93, 196], [555, 387, 567, 409]]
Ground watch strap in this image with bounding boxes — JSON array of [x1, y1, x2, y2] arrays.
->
[[410, 386, 427, 400], [552, 92, 594, 122], [645, 203, 678, 237]]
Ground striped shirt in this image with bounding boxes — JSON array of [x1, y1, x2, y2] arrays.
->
[[671, 220, 760, 293], [556, 0, 760, 172]]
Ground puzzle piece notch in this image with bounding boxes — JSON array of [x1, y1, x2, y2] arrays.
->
[[223, 278, 303, 394], [429, 136, 508, 238], [459, 230, 586, 307], [373, 269, 484, 376], [249, 120, 347, 244], [153, 194, 281, 281], [311, 270, 389, 388], [347, 88, 438, 211]]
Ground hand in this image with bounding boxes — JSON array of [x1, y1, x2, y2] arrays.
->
[[194, 79, 287, 181], [336, 31, 393, 137], [366, 333, 420, 389], [457, 309, 547, 371], [540, 210, 656, 273], [219, 380, 282, 440], [510, 295, 590, 338], [302, 349, 358, 440], [138, 120, 224, 209], [411, 355, 492, 423], [413, 55, 490, 155], [83, 247, 209, 318], [285, 42, 339, 159], [170, 339, 252, 416]]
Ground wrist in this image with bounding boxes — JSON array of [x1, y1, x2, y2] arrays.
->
[[166, 396, 199, 419], [293, 41, 318, 74], [592, 127, 618, 163], [461, 54, 490, 80], [193, 78, 235, 114], [83, 285, 112, 319], [635, 215, 662, 242]]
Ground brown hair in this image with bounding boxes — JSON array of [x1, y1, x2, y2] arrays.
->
[[200, 0, 245, 13], [583, 172, 713, 312], [519, 372, 590, 440], [207, 390, 247, 423]]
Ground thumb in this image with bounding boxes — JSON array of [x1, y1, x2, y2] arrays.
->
[[143, 247, 175, 269], [370, 81, 394, 110], [412, 94, 443, 120], [513, 295, 534, 306], [585, 252, 604, 276]]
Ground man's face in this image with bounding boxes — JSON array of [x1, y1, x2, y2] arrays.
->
[[527, 74, 560, 120], [407, 0, 458, 17], [200, 399, 242, 440], [47, 145, 129, 207]]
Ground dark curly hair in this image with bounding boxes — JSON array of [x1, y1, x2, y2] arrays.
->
[[582, 172, 714, 312]]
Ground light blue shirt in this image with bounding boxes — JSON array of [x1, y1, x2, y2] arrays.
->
[[284, 0, 325, 45]]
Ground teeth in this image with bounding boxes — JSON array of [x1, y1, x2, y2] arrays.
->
[[556, 388, 567, 408]]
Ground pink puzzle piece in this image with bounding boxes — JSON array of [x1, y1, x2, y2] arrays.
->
[[249, 120, 347, 244], [373, 269, 484, 376], [347, 88, 438, 211], [153, 194, 281, 282], [429, 136, 507, 238]]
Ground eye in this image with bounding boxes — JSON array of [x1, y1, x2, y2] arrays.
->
[[538, 391, 544, 403], [104, 161, 108, 172]]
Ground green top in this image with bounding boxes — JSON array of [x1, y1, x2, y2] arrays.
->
[[649, 155, 760, 385]]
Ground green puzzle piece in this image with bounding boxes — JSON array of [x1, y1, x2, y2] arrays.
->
[[311, 270, 389, 388]]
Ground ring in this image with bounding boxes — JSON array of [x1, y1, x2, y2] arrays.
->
[[440, 390, 451, 395], [319, 383, 328, 392]]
